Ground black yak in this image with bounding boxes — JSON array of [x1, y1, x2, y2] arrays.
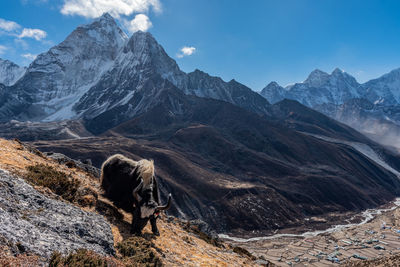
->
[[100, 154, 171, 236]]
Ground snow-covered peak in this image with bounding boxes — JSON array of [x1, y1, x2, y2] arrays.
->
[[95, 12, 115, 22], [302, 68, 359, 89], [304, 69, 330, 87], [125, 31, 158, 54], [330, 68, 357, 82], [121, 30, 184, 83], [373, 67, 400, 82], [0, 58, 26, 86], [363, 67, 400, 104], [7, 13, 129, 121], [265, 81, 282, 89], [261, 68, 362, 107], [331, 67, 344, 75], [259, 81, 285, 104], [72, 12, 128, 46]]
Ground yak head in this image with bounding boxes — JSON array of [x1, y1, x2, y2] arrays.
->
[[133, 178, 172, 219]]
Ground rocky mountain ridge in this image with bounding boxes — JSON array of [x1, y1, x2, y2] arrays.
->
[[260, 68, 400, 149], [0, 58, 26, 86]]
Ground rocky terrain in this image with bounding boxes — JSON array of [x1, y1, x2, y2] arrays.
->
[[0, 169, 114, 258], [0, 138, 258, 266]]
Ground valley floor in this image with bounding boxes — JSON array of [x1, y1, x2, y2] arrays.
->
[[223, 198, 400, 266]]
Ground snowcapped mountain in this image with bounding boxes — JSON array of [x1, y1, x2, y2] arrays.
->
[[261, 67, 400, 109], [73, 30, 186, 119], [74, 30, 269, 121], [0, 59, 26, 86], [363, 68, 400, 105], [260, 68, 400, 149], [0, 13, 128, 121], [74, 30, 269, 128], [184, 70, 270, 114], [260, 68, 362, 107], [260, 81, 285, 104], [0, 13, 268, 124]]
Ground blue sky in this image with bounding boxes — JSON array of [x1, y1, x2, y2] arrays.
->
[[1, 0, 400, 90]]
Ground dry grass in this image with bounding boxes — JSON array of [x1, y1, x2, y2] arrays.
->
[[25, 164, 81, 202], [232, 246, 256, 261], [0, 245, 42, 267], [49, 249, 122, 267], [182, 221, 224, 248], [116, 237, 162, 266], [48, 238, 162, 267], [0, 138, 99, 193]]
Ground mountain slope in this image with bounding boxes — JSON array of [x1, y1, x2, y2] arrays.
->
[[0, 58, 26, 86], [0, 138, 258, 266], [34, 85, 400, 235]]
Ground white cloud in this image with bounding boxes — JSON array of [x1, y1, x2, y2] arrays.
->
[[61, 0, 161, 19], [0, 18, 21, 32], [124, 14, 152, 33], [21, 53, 37, 60], [0, 45, 7, 54], [18, 28, 47, 40], [177, 46, 196, 58], [0, 18, 47, 43]]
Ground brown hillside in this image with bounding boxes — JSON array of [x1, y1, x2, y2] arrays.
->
[[0, 138, 262, 266]]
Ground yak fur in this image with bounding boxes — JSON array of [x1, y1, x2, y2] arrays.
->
[[100, 154, 170, 235]]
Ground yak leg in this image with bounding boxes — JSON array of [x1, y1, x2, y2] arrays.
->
[[131, 207, 148, 235], [150, 215, 160, 236]]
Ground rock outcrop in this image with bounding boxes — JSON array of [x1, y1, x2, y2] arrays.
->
[[0, 169, 114, 259]]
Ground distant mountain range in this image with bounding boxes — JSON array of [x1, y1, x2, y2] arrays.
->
[[260, 68, 400, 150], [1, 13, 400, 235]]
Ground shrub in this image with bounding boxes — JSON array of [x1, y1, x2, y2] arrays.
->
[[25, 164, 81, 202], [182, 222, 223, 248], [116, 237, 162, 266], [233, 246, 256, 260], [49, 249, 111, 267]]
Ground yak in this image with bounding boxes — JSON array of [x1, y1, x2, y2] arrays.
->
[[100, 154, 172, 236]]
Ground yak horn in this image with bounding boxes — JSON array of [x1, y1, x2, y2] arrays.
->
[[132, 178, 143, 202], [156, 193, 172, 211]]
